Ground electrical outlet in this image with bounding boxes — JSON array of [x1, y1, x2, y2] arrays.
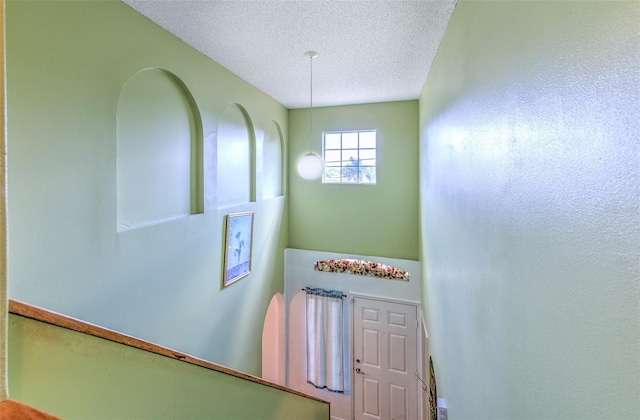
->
[[437, 398, 447, 420]]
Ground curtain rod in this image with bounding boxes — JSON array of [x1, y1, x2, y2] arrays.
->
[[302, 288, 347, 298]]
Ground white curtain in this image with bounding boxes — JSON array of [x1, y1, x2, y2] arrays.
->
[[305, 288, 344, 393]]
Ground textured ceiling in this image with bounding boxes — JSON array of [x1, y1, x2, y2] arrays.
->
[[123, 0, 457, 109]]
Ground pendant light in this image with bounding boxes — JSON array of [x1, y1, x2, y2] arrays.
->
[[297, 51, 325, 181]]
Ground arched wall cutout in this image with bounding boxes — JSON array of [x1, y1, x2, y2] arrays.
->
[[217, 103, 256, 207], [262, 293, 285, 385], [263, 121, 284, 199], [116, 67, 203, 231], [275, 122, 287, 196]]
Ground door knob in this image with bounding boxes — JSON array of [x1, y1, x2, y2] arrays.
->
[[355, 368, 364, 374]]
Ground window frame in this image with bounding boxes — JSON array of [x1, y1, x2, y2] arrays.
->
[[322, 129, 377, 185]]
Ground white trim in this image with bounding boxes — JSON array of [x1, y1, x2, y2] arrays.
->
[[349, 292, 420, 307]]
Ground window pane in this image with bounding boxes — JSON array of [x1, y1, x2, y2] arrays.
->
[[342, 132, 358, 149], [324, 150, 341, 165], [342, 149, 358, 163], [324, 167, 341, 183], [359, 167, 376, 183], [325, 133, 341, 149], [341, 166, 359, 183], [359, 131, 376, 148], [360, 158, 376, 166], [359, 149, 376, 160]]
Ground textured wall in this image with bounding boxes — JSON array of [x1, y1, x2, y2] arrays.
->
[[7, 0, 288, 376], [289, 101, 419, 260], [419, 1, 639, 417]]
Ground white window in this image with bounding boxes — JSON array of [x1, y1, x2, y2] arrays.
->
[[323, 130, 376, 184]]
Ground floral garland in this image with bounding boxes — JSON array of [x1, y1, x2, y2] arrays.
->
[[314, 259, 410, 281]]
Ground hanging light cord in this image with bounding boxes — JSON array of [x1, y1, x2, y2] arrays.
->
[[297, 51, 323, 181], [309, 53, 314, 153]]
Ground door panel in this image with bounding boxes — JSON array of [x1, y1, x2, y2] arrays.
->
[[363, 329, 380, 367], [363, 378, 381, 417], [354, 298, 418, 420], [389, 333, 407, 372], [390, 384, 408, 420]]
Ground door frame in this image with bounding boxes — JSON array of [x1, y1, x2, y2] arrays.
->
[[350, 294, 424, 420]]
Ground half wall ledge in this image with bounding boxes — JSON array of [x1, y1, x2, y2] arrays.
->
[[7, 299, 328, 405]]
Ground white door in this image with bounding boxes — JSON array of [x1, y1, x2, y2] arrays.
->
[[353, 297, 418, 420]]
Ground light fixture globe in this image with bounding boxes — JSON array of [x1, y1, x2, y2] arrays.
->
[[297, 152, 324, 180]]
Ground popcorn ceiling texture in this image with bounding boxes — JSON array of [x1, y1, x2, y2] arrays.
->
[[123, 0, 457, 109]]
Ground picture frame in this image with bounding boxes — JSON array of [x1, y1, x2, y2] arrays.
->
[[223, 211, 254, 287]]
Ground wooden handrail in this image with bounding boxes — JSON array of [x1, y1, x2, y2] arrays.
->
[[8, 299, 328, 405]]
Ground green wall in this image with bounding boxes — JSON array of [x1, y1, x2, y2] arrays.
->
[[289, 101, 419, 260], [7, 0, 288, 376], [8, 314, 328, 419], [419, 1, 639, 417]]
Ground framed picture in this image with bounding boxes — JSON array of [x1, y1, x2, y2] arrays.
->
[[223, 211, 254, 286]]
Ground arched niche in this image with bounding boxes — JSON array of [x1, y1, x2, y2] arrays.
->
[[116, 68, 203, 231], [262, 121, 284, 199], [217, 103, 256, 207], [262, 293, 285, 385]]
